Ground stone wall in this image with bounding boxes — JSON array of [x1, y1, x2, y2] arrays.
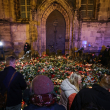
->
[[98, 0, 110, 20], [81, 22, 110, 52], [0, 22, 30, 58], [0, 22, 12, 58], [75, 0, 110, 55], [0, 0, 15, 21], [10, 24, 30, 57]]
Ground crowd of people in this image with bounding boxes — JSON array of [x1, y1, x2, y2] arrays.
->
[[0, 46, 110, 110], [75, 45, 110, 68]]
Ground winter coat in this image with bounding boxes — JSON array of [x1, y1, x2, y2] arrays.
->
[[24, 43, 30, 54], [23, 103, 66, 110], [0, 66, 27, 107], [60, 79, 78, 110], [70, 84, 110, 110]]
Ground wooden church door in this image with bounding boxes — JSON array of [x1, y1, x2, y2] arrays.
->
[[46, 10, 66, 55]]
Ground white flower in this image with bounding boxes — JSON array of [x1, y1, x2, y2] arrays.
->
[[23, 66, 26, 69], [99, 71, 102, 73]]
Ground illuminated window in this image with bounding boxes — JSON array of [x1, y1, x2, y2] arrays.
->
[[20, 0, 30, 19], [81, 0, 95, 19]]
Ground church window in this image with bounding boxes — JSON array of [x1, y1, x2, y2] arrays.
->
[[81, 0, 95, 19], [20, 0, 30, 19], [14, 0, 30, 21]]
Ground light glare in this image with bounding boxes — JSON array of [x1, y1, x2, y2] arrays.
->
[[0, 41, 3, 46]]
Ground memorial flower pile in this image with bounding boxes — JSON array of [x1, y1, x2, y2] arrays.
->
[[0, 55, 109, 109], [0, 55, 109, 90]]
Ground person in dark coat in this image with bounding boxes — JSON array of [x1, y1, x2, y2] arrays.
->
[[0, 56, 27, 110], [102, 45, 110, 66], [24, 42, 30, 54], [70, 75, 110, 110], [82, 102, 105, 110], [23, 75, 66, 110]]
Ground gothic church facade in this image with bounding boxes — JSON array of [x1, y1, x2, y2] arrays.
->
[[0, 0, 110, 57]]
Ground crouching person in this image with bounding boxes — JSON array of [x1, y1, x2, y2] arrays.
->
[[23, 75, 66, 110]]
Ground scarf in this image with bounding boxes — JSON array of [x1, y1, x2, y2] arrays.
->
[[30, 93, 57, 107]]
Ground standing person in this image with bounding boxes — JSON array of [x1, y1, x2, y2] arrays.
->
[[103, 45, 110, 66], [24, 42, 30, 54], [70, 75, 110, 110], [0, 56, 27, 110], [60, 72, 82, 110], [23, 75, 66, 110], [98, 54, 104, 65]]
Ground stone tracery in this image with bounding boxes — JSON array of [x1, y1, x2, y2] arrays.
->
[[36, 0, 74, 55]]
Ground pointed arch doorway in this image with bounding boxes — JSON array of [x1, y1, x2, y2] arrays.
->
[[46, 10, 66, 56]]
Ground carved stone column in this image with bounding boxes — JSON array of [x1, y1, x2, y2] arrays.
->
[[73, 9, 79, 48], [29, 0, 38, 56]]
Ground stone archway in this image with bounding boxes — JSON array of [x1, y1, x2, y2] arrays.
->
[[36, 1, 73, 56]]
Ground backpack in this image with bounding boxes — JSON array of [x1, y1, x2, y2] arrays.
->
[[0, 71, 16, 109]]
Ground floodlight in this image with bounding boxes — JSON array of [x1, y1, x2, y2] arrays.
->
[[0, 41, 3, 46]]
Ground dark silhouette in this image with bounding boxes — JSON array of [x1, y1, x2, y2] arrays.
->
[[0, 56, 27, 110], [70, 75, 110, 110], [24, 42, 30, 54], [82, 102, 105, 110], [102, 45, 110, 66]]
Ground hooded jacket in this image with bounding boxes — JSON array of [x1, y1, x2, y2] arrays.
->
[[60, 79, 78, 110]]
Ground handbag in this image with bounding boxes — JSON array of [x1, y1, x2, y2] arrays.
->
[[0, 71, 16, 108]]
